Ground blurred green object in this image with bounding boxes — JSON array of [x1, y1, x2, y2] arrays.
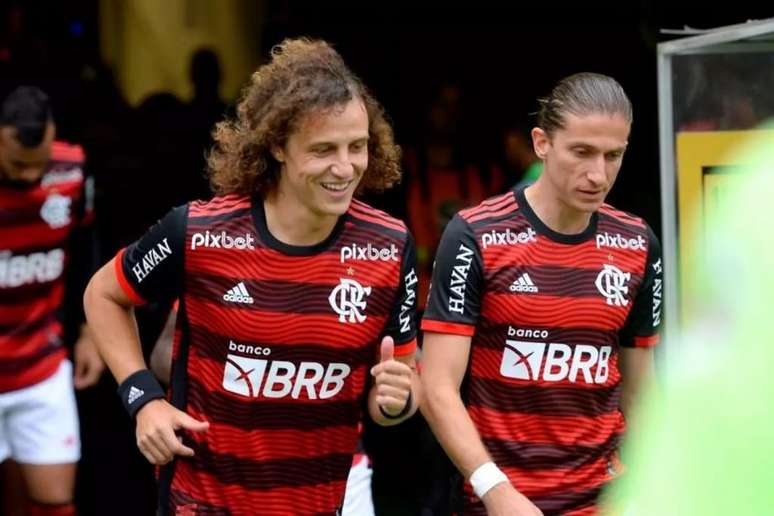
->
[[522, 161, 543, 183], [605, 123, 774, 516]]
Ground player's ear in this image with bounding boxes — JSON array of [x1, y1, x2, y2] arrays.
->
[[531, 127, 550, 160], [270, 144, 284, 163]]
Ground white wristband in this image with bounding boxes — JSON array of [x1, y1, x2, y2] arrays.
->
[[469, 462, 509, 499]]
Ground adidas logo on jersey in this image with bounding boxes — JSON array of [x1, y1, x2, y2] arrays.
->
[[223, 282, 254, 304], [509, 273, 538, 293], [127, 386, 144, 404]]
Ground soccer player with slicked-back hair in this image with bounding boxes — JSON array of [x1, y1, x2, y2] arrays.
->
[[421, 73, 662, 515], [85, 38, 420, 515]]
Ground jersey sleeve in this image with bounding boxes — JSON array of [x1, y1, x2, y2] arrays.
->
[[421, 214, 484, 336], [382, 233, 418, 357], [620, 225, 663, 348], [115, 205, 188, 305]]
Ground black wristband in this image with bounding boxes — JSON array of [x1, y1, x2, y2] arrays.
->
[[379, 390, 413, 420], [117, 369, 166, 418]]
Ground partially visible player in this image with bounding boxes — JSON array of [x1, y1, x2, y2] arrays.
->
[[85, 38, 419, 515], [420, 73, 662, 515], [0, 86, 104, 516]]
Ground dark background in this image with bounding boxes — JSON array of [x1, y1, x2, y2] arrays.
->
[[1, 1, 771, 514]]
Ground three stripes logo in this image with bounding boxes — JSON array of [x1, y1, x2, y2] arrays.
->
[[127, 386, 144, 404], [510, 273, 538, 293], [223, 282, 254, 304]]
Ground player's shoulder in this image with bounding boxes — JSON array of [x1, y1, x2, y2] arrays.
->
[[347, 198, 407, 236], [458, 190, 519, 226], [40, 140, 86, 188], [188, 194, 252, 219], [598, 203, 654, 236]]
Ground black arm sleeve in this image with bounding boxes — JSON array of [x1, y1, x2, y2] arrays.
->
[[117, 205, 188, 305], [620, 225, 663, 347], [382, 233, 419, 351], [422, 214, 484, 332]]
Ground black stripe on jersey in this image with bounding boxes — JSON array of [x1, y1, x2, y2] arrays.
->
[[470, 323, 619, 351], [466, 377, 621, 417], [186, 376, 361, 430], [597, 212, 648, 234], [188, 324, 372, 366], [187, 208, 253, 226], [486, 265, 644, 298], [531, 486, 602, 515], [0, 310, 58, 337], [463, 209, 528, 231], [0, 282, 61, 304], [0, 342, 61, 374], [186, 275, 397, 315], [345, 214, 407, 241], [0, 206, 44, 226], [483, 432, 621, 470], [168, 490, 229, 516], [185, 442, 352, 491]]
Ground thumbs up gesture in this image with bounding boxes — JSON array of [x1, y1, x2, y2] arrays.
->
[[370, 336, 414, 418]]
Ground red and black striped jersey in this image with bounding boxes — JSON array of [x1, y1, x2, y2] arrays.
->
[[0, 141, 93, 392], [116, 195, 418, 515], [422, 187, 662, 515]]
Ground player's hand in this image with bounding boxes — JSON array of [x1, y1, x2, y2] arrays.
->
[[73, 324, 105, 389], [482, 482, 543, 516], [370, 336, 413, 416], [135, 399, 209, 465]]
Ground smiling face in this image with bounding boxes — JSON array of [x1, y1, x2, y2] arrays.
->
[[532, 112, 630, 214], [272, 98, 369, 222]]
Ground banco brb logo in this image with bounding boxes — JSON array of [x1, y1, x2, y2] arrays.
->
[[329, 278, 372, 323], [500, 340, 611, 384]]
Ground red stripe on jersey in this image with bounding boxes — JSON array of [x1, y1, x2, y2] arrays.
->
[[482, 241, 646, 273], [421, 319, 475, 336], [185, 299, 387, 347], [189, 196, 250, 217], [185, 247, 400, 286], [501, 457, 610, 498], [114, 249, 146, 305], [350, 199, 404, 226], [467, 204, 519, 224], [0, 348, 65, 392], [51, 141, 85, 162], [0, 284, 63, 325], [0, 223, 69, 249], [633, 334, 659, 347], [171, 469, 347, 516], [471, 405, 624, 448], [0, 319, 63, 359], [566, 506, 597, 516], [482, 293, 629, 330], [394, 338, 417, 357], [460, 192, 514, 219], [599, 204, 646, 229], [185, 407, 357, 461], [348, 204, 405, 233]]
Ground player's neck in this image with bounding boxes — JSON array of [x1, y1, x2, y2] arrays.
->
[[263, 193, 340, 246], [524, 182, 593, 235]]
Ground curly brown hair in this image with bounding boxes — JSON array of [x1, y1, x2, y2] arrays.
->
[[207, 38, 402, 197]]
